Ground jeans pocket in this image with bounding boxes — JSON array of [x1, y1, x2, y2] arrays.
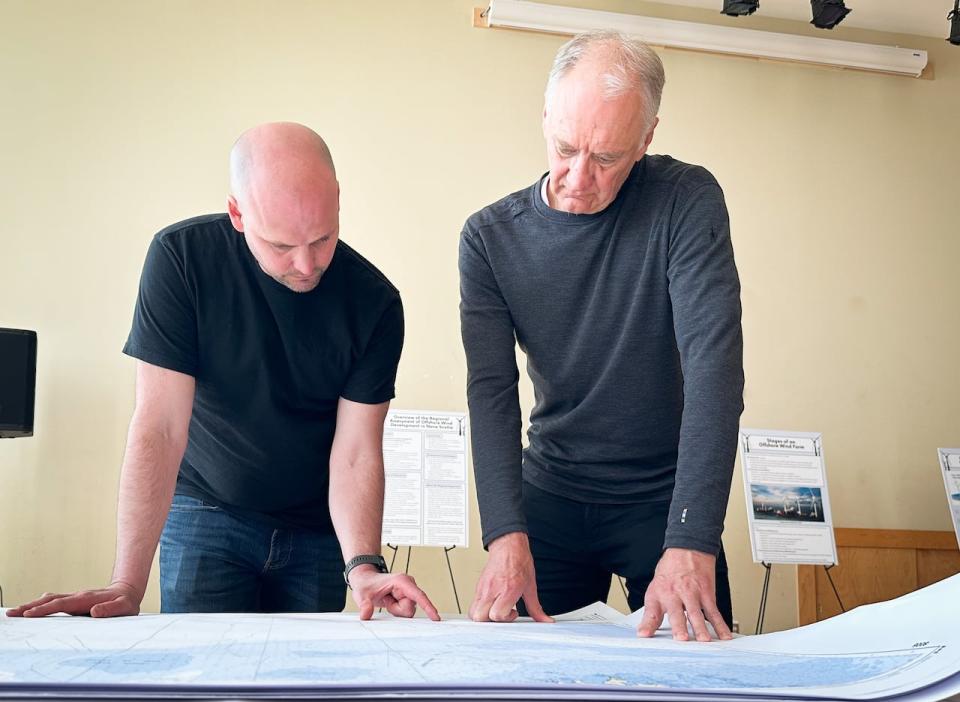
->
[[168, 494, 221, 512]]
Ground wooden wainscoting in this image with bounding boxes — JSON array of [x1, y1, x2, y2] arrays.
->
[[797, 528, 960, 625]]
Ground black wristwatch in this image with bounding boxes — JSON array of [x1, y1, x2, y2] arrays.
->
[[343, 554, 388, 587]]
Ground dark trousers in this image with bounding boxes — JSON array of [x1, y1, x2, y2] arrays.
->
[[517, 481, 733, 627], [159, 494, 346, 613]]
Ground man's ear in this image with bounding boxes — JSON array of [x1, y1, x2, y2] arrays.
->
[[636, 117, 659, 160], [226, 195, 244, 232]]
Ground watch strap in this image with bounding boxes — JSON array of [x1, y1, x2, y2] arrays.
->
[[343, 554, 388, 587]]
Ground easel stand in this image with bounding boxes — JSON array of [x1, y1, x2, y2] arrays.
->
[[384, 544, 462, 614], [755, 562, 844, 634]]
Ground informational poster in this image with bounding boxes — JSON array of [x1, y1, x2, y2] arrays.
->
[[382, 410, 468, 547], [938, 448, 960, 549], [739, 428, 837, 565]]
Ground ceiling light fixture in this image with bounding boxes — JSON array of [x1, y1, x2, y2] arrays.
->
[[949, 0, 960, 45], [810, 0, 852, 30], [721, 1, 759, 17], [476, 1, 927, 77]]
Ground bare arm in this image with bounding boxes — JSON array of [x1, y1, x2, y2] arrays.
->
[[328, 398, 438, 621], [112, 361, 195, 601], [7, 361, 194, 617]]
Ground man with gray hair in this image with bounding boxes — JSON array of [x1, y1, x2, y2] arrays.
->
[[9, 122, 439, 622], [460, 32, 743, 641]]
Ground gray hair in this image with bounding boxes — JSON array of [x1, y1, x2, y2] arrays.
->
[[545, 31, 665, 131]]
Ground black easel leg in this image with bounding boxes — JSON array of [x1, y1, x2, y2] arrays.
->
[[444, 546, 462, 614], [823, 564, 845, 613], [755, 562, 772, 635]]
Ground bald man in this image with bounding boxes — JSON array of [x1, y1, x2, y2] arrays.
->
[[460, 33, 743, 641], [9, 122, 439, 621]]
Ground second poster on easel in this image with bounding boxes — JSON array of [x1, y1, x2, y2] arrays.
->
[[739, 428, 838, 566]]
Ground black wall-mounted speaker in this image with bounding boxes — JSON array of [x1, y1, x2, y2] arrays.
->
[[0, 328, 37, 438]]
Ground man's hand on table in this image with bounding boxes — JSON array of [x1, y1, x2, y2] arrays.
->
[[636, 547, 732, 642], [349, 567, 440, 621], [5, 581, 143, 618], [469, 532, 553, 623]]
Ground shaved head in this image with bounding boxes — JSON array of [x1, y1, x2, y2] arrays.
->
[[226, 122, 341, 293], [229, 122, 336, 214]]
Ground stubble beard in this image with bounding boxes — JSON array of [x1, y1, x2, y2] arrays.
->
[[278, 268, 326, 293]]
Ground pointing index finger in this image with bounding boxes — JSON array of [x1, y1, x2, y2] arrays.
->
[[399, 582, 441, 621]]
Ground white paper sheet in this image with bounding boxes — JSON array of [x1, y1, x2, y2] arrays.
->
[[2, 574, 959, 701]]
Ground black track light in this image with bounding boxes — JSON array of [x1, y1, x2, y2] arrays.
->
[[949, 0, 960, 45], [810, 0, 851, 30], [721, 0, 759, 16]]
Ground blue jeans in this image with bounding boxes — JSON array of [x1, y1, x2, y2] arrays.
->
[[159, 494, 346, 613]]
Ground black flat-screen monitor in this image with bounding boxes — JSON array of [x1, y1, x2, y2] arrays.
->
[[0, 328, 37, 438]]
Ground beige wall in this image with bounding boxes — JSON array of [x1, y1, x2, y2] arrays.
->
[[1, 0, 958, 634]]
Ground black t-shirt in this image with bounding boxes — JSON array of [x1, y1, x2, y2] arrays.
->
[[123, 214, 403, 532]]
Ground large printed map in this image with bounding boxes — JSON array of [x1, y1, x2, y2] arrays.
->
[[1, 574, 958, 700]]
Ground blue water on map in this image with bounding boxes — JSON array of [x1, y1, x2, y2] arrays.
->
[[0, 619, 928, 690]]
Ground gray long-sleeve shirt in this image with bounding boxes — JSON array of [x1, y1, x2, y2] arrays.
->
[[459, 155, 744, 555]]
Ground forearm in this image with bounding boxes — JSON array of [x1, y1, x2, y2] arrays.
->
[[111, 416, 186, 597], [464, 361, 525, 547], [666, 306, 744, 553], [666, 384, 743, 553], [329, 453, 385, 561], [467, 387, 526, 548]]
